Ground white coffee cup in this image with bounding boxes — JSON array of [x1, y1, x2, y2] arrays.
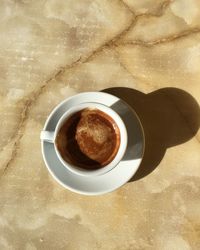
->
[[40, 102, 128, 176]]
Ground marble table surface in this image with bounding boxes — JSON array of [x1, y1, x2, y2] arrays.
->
[[0, 0, 200, 249]]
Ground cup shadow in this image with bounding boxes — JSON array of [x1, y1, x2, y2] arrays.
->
[[102, 87, 200, 182]]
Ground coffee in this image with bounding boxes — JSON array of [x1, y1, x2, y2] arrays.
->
[[56, 108, 120, 170]]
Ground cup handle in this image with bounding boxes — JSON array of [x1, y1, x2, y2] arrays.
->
[[40, 131, 55, 143]]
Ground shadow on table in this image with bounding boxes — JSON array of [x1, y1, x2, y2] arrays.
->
[[102, 87, 200, 182]]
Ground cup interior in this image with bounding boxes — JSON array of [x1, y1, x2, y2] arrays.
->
[[54, 102, 127, 176]]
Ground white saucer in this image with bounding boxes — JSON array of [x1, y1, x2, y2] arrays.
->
[[41, 92, 145, 195]]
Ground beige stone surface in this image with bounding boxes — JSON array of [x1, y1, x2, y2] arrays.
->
[[0, 0, 200, 249]]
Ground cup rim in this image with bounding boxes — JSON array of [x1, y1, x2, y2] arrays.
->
[[53, 102, 128, 177]]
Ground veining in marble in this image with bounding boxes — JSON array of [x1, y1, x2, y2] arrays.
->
[[0, 0, 200, 249]]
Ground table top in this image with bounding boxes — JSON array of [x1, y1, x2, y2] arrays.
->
[[0, 0, 200, 249]]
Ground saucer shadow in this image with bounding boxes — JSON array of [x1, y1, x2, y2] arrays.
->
[[102, 87, 200, 182]]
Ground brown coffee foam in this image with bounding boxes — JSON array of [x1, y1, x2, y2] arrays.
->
[[56, 108, 120, 170]]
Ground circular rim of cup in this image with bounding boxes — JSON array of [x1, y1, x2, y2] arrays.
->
[[54, 102, 128, 177]]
